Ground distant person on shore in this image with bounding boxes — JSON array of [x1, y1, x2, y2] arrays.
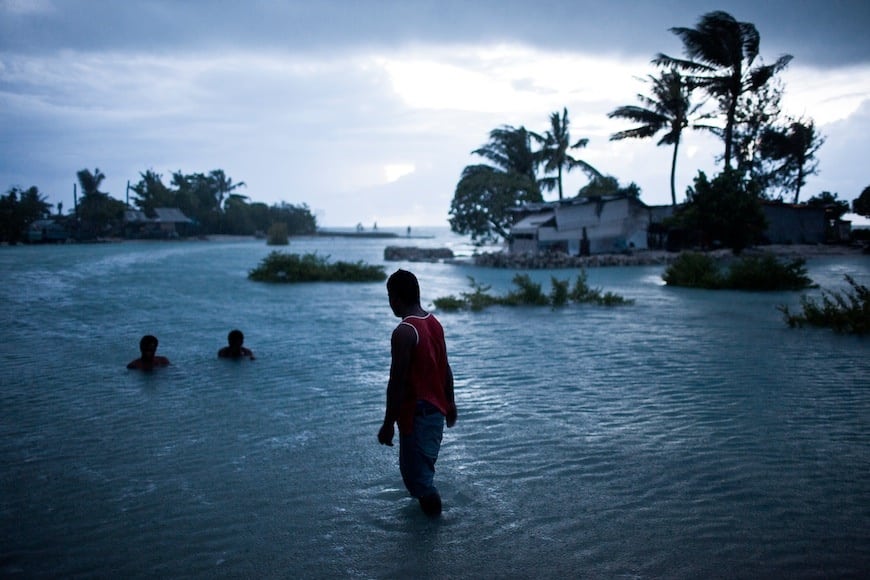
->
[[218, 329, 255, 360], [127, 335, 170, 370], [378, 269, 457, 517]]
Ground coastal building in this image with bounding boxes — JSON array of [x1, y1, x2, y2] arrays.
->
[[508, 194, 672, 255], [508, 195, 847, 256], [760, 202, 827, 244], [124, 207, 195, 238], [26, 219, 70, 243]]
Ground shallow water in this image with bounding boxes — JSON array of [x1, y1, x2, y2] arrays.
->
[[1, 232, 868, 578]]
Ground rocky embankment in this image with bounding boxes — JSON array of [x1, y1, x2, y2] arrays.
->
[[465, 244, 865, 269], [468, 250, 694, 268], [384, 246, 455, 262]]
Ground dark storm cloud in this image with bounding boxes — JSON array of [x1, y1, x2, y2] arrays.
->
[[2, 0, 868, 67]]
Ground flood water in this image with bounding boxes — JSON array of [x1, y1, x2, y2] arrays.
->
[[1, 231, 868, 578]]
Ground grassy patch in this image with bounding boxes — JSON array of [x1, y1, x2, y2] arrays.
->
[[433, 272, 633, 312], [778, 275, 870, 335], [248, 251, 386, 283], [663, 252, 814, 291]]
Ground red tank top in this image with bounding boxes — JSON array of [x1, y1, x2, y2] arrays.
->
[[397, 313, 449, 434]]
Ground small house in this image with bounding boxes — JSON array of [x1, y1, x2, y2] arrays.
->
[[124, 207, 195, 238], [509, 194, 669, 255], [761, 202, 826, 245]]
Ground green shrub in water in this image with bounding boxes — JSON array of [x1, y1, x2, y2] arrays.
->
[[248, 251, 386, 283], [432, 272, 633, 311], [663, 252, 814, 291], [266, 222, 290, 246], [779, 275, 870, 335]]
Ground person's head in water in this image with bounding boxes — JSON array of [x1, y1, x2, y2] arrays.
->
[[139, 335, 159, 361], [128, 334, 170, 370], [219, 329, 254, 359], [387, 269, 420, 316]]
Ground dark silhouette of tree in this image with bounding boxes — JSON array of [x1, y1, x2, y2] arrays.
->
[[77, 167, 107, 198], [450, 125, 543, 243], [760, 119, 825, 204], [533, 108, 601, 200], [130, 170, 176, 216], [730, 78, 784, 189], [0, 186, 52, 243], [674, 168, 767, 253], [472, 125, 539, 185], [608, 69, 709, 205], [76, 168, 125, 238], [853, 186, 870, 218], [806, 191, 849, 221], [577, 175, 641, 198], [209, 169, 246, 212], [654, 11, 792, 169]]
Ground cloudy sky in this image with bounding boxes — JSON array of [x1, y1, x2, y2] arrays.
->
[[2, 0, 869, 227]]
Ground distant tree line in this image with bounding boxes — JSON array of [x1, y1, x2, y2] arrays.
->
[[1, 167, 317, 243], [449, 10, 858, 250]]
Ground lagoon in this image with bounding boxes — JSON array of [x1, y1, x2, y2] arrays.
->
[[1, 230, 868, 578]]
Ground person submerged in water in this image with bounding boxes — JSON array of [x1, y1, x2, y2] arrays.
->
[[218, 329, 255, 360], [127, 335, 170, 370]]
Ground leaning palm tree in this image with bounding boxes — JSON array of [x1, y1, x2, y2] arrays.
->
[[608, 70, 707, 205], [533, 108, 602, 200], [653, 10, 792, 168], [208, 169, 246, 212], [472, 125, 539, 187]]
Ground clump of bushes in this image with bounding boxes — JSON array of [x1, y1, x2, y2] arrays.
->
[[433, 272, 633, 312], [248, 251, 386, 282], [663, 252, 814, 290], [778, 275, 869, 335], [266, 222, 289, 245]]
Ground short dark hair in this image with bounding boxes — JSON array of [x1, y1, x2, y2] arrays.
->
[[228, 329, 244, 344], [387, 269, 420, 305], [140, 335, 158, 350]]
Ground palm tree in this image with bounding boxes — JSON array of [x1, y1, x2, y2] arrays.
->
[[760, 119, 825, 204], [472, 125, 539, 187], [449, 125, 543, 242], [533, 108, 601, 200], [653, 11, 792, 168], [207, 169, 246, 212], [608, 70, 707, 205], [77, 168, 107, 198]]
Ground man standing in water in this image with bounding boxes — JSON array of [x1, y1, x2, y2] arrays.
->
[[378, 269, 457, 516]]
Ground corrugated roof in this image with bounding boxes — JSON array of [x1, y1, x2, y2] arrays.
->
[[512, 212, 555, 233]]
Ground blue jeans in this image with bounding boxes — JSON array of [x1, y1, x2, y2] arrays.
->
[[399, 402, 444, 499]]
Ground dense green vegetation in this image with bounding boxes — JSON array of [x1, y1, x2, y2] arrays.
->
[[778, 275, 869, 335], [248, 251, 386, 283], [433, 272, 633, 312], [668, 168, 767, 253], [0, 186, 54, 244], [663, 252, 814, 291], [1, 167, 316, 243]]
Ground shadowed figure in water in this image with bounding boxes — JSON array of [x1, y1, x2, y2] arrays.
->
[[378, 269, 457, 517], [218, 329, 255, 360], [127, 334, 170, 370]]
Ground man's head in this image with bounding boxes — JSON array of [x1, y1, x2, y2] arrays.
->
[[139, 335, 158, 359], [387, 269, 420, 315], [227, 329, 244, 347]]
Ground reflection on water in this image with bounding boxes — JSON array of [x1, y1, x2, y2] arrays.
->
[[1, 235, 868, 578]]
